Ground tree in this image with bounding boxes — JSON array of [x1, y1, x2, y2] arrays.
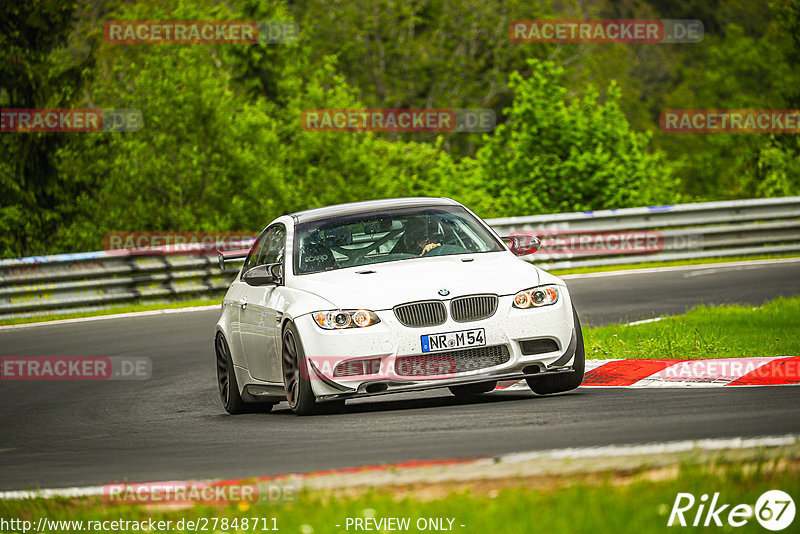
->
[[0, 0, 94, 256], [53, 0, 459, 252], [454, 60, 680, 218]]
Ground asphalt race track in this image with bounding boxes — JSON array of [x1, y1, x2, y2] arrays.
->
[[1, 260, 799, 491]]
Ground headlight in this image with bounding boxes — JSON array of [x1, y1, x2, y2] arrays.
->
[[512, 285, 559, 308], [312, 309, 381, 329]]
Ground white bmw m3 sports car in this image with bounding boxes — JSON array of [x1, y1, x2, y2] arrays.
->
[[214, 197, 584, 415]]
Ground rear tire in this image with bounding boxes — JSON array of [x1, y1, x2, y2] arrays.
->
[[282, 322, 320, 416], [216, 333, 253, 414], [527, 307, 585, 395], [449, 381, 497, 397]]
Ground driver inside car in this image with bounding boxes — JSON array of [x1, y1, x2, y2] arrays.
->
[[401, 224, 442, 256]]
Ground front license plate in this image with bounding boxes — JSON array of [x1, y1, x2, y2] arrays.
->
[[421, 328, 486, 353]]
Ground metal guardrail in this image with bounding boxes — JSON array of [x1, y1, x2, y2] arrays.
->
[[1, 197, 798, 320], [489, 196, 800, 269]]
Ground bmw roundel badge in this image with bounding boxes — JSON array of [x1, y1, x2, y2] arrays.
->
[[438, 289, 450, 296]]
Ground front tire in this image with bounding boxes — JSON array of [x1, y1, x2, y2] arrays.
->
[[527, 307, 585, 395], [282, 322, 320, 415]]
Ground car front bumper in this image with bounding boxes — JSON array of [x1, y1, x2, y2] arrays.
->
[[294, 288, 578, 400]]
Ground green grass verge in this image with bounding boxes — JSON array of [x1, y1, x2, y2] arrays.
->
[[547, 253, 799, 276], [1, 455, 796, 533], [584, 296, 800, 359], [0, 298, 221, 326]]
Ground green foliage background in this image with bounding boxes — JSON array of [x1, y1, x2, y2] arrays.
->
[[1, 0, 799, 257]]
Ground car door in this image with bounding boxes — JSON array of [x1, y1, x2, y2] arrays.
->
[[238, 224, 286, 383]]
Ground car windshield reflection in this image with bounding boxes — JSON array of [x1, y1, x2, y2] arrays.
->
[[293, 205, 504, 274]]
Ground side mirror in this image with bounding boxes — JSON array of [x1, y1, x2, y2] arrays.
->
[[504, 234, 540, 256], [218, 249, 250, 271], [242, 263, 283, 286]]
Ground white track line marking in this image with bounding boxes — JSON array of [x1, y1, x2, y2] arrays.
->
[[683, 264, 778, 277], [500, 434, 799, 463], [0, 305, 220, 331], [625, 317, 663, 326], [1, 485, 106, 500]]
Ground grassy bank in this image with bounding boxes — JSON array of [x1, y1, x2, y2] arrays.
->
[[1, 451, 797, 533], [583, 296, 800, 359]]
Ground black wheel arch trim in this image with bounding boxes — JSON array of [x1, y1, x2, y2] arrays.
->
[[307, 360, 356, 392], [546, 328, 578, 368]]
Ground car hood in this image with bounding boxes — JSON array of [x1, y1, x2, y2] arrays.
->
[[288, 252, 542, 310]]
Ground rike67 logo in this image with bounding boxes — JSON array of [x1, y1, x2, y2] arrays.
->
[[668, 490, 795, 530]]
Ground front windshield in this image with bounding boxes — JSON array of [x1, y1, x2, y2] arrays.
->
[[293, 205, 504, 275]]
